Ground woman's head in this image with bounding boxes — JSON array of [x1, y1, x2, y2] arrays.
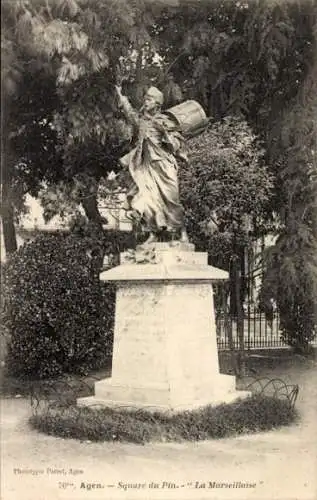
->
[[143, 86, 164, 112]]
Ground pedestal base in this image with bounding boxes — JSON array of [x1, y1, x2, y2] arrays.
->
[[77, 375, 250, 413]]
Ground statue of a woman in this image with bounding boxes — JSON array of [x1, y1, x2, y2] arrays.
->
[[115, 85, 189, 244]]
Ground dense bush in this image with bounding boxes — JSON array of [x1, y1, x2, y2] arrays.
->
[[181, 117, 273, 266], [2, 228, 116, 379], [30, 395, 298, 444]]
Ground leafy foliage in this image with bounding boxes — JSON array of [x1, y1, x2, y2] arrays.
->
[[2, 0, 140, 232], [261, 231, 317, 351], [181, 117, 273, 269], [260, 59, 317, 352], [151, 0, 315, 126], [2, 229, 116, 379]]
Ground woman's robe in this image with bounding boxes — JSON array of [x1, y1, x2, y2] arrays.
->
[[119, 95, 188, 232]]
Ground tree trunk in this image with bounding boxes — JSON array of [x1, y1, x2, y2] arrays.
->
[[229, 252, 247, 377], [234, 256, 246, 377], [221, 283, 238, 375], [81, 192, 104, 229], [1, 202, 17, 255], [1, 131, 18, 256], [80, 176, 106, 230]]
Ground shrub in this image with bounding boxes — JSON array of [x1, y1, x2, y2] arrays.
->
[[30, 395, 298, 444], [181, 117, 273, 265], [2, 228, 116, 379]]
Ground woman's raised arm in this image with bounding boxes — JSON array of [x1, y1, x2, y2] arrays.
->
[[115, 85, 139, 127]]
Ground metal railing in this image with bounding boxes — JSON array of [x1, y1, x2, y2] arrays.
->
[[216, 311, 286, 350]]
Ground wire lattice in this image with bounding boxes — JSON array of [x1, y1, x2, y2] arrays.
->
[[29, 375, 299, 419]]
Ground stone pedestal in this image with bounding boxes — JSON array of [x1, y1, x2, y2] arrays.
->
[[77, 242, 250, 412]]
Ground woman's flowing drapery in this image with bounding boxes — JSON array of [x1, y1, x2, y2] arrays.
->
[[119, 96, 188, 232]]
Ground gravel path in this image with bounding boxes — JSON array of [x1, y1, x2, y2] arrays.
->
[[1, 362, 317, 500]]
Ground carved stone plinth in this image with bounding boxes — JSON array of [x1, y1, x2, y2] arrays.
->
[[77, 242, 250, 412]]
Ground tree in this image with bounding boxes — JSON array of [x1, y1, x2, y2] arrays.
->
[[182, 117, 273, 266], [260, 47, 317, 352], [1, 0, 183, 252], [149, 0, 315, 128], [1, 0, 143, 253], [181, 116, 273, 373]]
